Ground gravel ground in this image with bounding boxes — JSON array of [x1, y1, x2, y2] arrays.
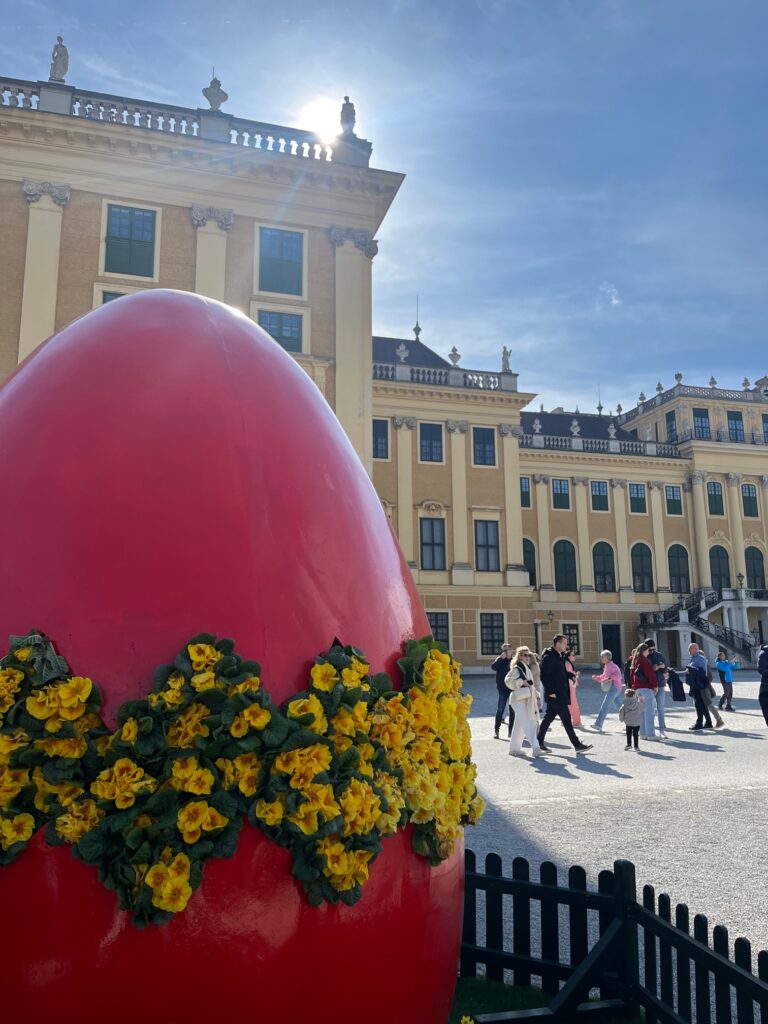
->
[[465, 672, 768, 956]]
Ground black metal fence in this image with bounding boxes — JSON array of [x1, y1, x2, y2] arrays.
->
[[461, 849, 768, 1022]]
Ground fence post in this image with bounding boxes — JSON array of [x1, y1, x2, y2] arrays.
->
[[614, 859, 639, 1017], [460, 848, 477, 978]]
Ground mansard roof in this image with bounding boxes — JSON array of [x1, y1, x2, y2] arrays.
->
[[372, 336, 452, 369], [520, 411, 638, 441]]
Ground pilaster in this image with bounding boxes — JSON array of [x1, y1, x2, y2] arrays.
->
[[689, 471, 712, 589], [191, 206, 233, 301], [726, 472, 747, 580], [499, 424, 529, 586], [648, 481, 670, 592], [18, 180, 71, 362], [447, 421, 473, 585], [573, 477, 595, 599], [534, 475, 554, 593], [610, 479, 633, 600], [393, 417, 416, 568]]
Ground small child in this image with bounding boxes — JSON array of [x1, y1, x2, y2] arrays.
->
[[619, 687, 642, 751]]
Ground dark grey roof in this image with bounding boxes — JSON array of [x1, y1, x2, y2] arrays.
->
[[520, 411, 638, 441], [372, 335, 452, 369]]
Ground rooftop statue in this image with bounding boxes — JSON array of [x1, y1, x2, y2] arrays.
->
[[340, 95, 356, 136], [49, 35, 68, 83]]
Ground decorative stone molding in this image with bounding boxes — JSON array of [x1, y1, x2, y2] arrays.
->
[[726, 472, 743, 487], [446, 420, 468, 434], [609, 478, 627, 489], [647, 480, 665, 490], [498, 423, 523, 438], [710, 530, 729, 543], [760, 475, 768, 489], [572, 477, 588, 486], [745, 532, 764, 546], [688, 470, 707, 485], [22, 180, 70, 206], [392, 416, 416, 430], [329, 226, 378, 259], [190, 205, 234, 231], [418, 500, 445, 514], [533, 474, 550, 485]]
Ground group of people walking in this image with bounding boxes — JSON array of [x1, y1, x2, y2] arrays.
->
[[492, 632, 768, 759]]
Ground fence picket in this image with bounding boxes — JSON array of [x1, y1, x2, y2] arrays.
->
[[460, 849, 477, 977], [643, 885, 658, 1024], [759, 950, 768, 1024], [484, 853, 504, 983], [675, 903, 693, 1022], [539, 861, 560, 996], [597, 868, 616, 1001], [713, 924, 732, 1024], [568, 865, 588, 969], [693, 914, 712, 1024], [734, 938, 753, 1023], [658, 893, 674, 1010], [512, 857, 531, 987]]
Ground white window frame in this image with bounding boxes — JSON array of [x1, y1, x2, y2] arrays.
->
[[250, 301, 311, 356], [372, 418, 391, 462], [98, 199, 162, 283], [92, 282, 147, 308], [417, 421, 446, 465], [628, 482, 648, 516], [253, 224, 309, 301], [470, 425, 497, 469]]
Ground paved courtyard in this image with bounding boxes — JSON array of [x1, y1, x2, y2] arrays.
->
[[465, 672, 768, 954]]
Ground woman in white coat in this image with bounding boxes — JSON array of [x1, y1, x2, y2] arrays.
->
[[506, 646, 544, 757]]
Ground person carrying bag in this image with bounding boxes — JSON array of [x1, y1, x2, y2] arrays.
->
[[506, 646, 545, 758]]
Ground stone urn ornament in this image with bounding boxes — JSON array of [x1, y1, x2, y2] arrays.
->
[[202, 73, 228, 111]]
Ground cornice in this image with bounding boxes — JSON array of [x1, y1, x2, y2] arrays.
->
[[0, 109, 403, 206], [372, 380, 535, 409], [517, 449, 694, 471]]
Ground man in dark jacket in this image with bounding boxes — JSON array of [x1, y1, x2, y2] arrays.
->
[[536, 634, 592, 753], [491, 643, 514, 739], [758, 644, 768, 727]]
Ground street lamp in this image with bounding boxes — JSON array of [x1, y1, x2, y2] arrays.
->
[[737, 572, 745, 589]]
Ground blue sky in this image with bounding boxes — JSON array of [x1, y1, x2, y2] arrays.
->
[[4, 0, 767, 413]]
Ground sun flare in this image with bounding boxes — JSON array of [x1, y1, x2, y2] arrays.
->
[[297, 98, 342, 143]]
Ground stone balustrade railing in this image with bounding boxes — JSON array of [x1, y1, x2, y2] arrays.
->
[[620, 382, 768, 424], [372, 362, 518, 392], [1, 77, 345, 164], [518, 433, 681, 458]]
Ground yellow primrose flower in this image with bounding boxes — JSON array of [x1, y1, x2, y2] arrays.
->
[[339, 778, 381, 837], [90, 757, 156, 809], [254, 798, 284, 826], [53, 799, 104, 844], [145, 862, 169, 890], [35, 735, 88, 759], [286, 695, 327, 735], [167, 703, 210, 748], [190, 671, 216, 692], [176, 800, 228, 844], [0, 765, 30, 809], [0, 730, 30, 756], [56, 676, 92, 708], [13, 647, 32, 662], [317, 836, 348, 876], [228, 676, 260, 696], [152, 877, 193, 913], [187, 643, 220, 672], [120, 718, 138, 744], [0, 812, 35, 851], [26, 687, 58, 720], [310, 662, 339, 693], [214, 757, 236, 790], [303, 782, 340, 821], [288, 802, 319, 836]]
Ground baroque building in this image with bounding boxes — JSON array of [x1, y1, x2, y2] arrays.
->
[[2, 56, 767, 669]]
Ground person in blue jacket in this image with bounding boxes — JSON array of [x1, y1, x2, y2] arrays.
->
[[758, 644, 768, 727], [714, 649, 736, 711]]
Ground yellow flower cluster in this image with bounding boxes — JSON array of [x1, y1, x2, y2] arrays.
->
[[25, 676, 93, 734], [214, 753, 260, 798], [274, 744, 333, 789], [0, 812, 34, 851], [90, 757, 157, 809], [169, 756, 215, 795], [0, 668, 24, 721], [32, 767, 83, 813], [316, 837, 373, 891], [229, 702, 271, 738], [176, 800, 228, 844], [145, 849, 193, 913], [54, 798, 104, 843], [167, 702, 211, 748]]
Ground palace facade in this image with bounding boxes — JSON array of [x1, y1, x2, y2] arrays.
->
[[2, 62, 767, 668]]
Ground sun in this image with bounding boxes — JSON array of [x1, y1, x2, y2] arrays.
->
[[297, 98, 341, 144]]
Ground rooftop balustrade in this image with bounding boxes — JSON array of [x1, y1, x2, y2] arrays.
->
[[517, 432, 681, 458], [372, 361, 518, 392]]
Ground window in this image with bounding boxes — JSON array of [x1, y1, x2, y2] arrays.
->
[[727, 410, 744, 442], [631, 543, 654, 593], [665, 485, 683, 516], [763, 414, 768, 444], [592, 542, 616, 592], [668, 544, 691, 594], [742, 484, 759, 518], [554, 539, 577, 591], [102, 291, 126, 303], [552, 478, 570, 510], [480, 613, 505, 656], [563, 624, 580, 656], [522, 538, 537, 587], [629, 483, 647, 514], [745, 547, 766, 590], [472, 427, 496, 466], [474, 520, 500, 572], [419, 423, 443, 463], [372, 419, 389, 460], [258, 227, 303, 295], [520, 476, 531, 508], [591, 481, 609, 512], [693, 408, 711, 440], [709, 545, 731, 590], [257, 310, 302, 353], [665, 410, 677, 442], [707, 481, 724, 516], [105, 205, 156, 277], [426, 611, 450, 645], [420, 518, 446, 571]]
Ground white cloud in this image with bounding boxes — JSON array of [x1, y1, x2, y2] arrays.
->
[[598, 280, 622, 308]]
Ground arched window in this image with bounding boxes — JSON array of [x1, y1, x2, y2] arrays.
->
[[745, 546, 766, 590], [631, 543, 654, 593], [668, 544, 691, 595], [709, 545, 731, 590], [554, 540, 577, 591], [592, 542, 616, 592], [522, 538, 537, 588]]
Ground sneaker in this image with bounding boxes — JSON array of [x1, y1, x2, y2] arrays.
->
[[657, 735, 668, 741], [532, 748, 545, 757], [715, 721, 725, 729], [624, 744, 631, 750], [646, 735, 658, 742], [590, 724, 604, 732], [725, 706, 734, 711], [494, 731, 499, 739], [703, 723, 715, 729], [539, 745, 552, 753], [575, 743, 593, 753], [508, 750, 525, 757], [689, 725, 703, 731], [634, 747, 641, 752]]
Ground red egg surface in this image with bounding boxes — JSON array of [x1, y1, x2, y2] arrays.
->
[[0, 291, 463, 1024]]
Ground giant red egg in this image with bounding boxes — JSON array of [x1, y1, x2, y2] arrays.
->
[[0, 291, 463, 1024]]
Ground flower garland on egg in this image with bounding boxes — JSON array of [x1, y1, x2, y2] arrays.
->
[[0, 630, 484, 927]]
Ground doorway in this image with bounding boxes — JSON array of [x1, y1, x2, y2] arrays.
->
[[601, 624, 622, 665]]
